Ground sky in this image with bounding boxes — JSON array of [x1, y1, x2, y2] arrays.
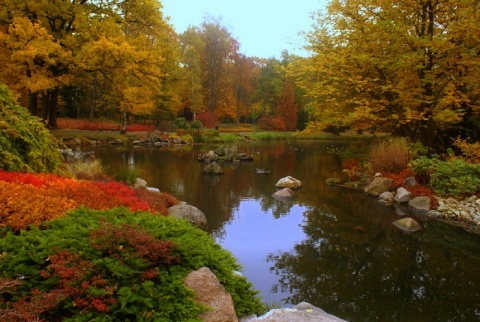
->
[[161, 0, 326, 59]]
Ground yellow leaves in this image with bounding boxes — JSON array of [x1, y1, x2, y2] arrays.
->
[[0, 17, 71, 92]]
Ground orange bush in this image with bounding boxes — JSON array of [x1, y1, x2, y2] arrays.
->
[[0, 171, 169, 230], [0, 181, 77, 230]]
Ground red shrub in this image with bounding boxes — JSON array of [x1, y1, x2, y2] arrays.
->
[[256, 117, 286, 131], [195, 112, 219, 129], [126, 124, 155, 132]]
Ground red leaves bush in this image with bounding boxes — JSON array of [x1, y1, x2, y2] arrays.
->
[[0, 170, 177, 230], [256, 117, 286, 131]]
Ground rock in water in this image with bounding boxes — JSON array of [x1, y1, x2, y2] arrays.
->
[[393, 217, 422, 232], [275, 176, 302, 189]]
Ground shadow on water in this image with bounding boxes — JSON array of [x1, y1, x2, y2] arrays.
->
[[90, 141, 480, 321]]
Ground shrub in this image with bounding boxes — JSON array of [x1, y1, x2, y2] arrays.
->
[[256, 117, 286, 131], [195, 112, 219, 129], [67, 160, 110, 181], [173, 117, 187, 130], [114, 167, 140, 185], [453, 138, 480, 163], [0, 171, 159, 230], [368, 137, 410, 173], [411, 157, 480, 196], [0, 208, 264, 320], [0, 84, 63, 173]]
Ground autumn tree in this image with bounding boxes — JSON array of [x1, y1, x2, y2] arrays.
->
[[295, 0, 480, 147], [198, 18, 238, 120], [0, 0, 178, 130], [276, 78, 298, 131], [251, 58, 285, 119]]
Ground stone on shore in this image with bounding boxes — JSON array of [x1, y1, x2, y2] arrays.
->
[[364, 177, 393, 196], [184, 267, 238, 322], [168, 202, 208, 230], [394, 187, 413, 203], [408, 196, 431, 214], [241, 302, 347, 322]]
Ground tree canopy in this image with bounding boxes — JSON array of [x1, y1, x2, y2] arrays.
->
[[293, 0, 480, 146]]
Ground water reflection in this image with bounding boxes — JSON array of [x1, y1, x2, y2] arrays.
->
[[91, 141, 480, 321]]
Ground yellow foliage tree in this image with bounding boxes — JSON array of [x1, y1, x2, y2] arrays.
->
[[294, 0, 480, 145]]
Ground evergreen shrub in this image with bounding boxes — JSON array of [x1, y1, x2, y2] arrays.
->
[[411, 157, 480, 196], [0, 84, 63, 173], [0, 208, 264, 320]]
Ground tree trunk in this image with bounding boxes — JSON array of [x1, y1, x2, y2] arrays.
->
[[120, 101, 127, 134], [28, 91, 38, 116], [41, 89, 59, 129]]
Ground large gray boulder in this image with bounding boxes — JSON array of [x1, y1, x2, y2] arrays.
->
[[184, 267, 238, 322], [364, 177, 393, 196], [242, 302, 347, 322], [275, 176, 302, 189], [168, 202, 208, 230]]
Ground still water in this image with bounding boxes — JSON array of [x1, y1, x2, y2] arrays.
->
[[90, 140, 480, 321]]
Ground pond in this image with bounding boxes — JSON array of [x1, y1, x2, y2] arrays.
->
[[89, 140, 480, 321]]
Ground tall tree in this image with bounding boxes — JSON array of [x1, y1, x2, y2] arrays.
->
[[295, 0, 480, 146], [198, 18, 238, 118], [276, 78, 298, 131]]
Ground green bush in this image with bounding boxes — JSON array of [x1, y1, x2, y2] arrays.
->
[[0, 207, 264, 320], [411, 157, 480, 196], [114, 167, 140, 185], [0, 84, 63, 173]]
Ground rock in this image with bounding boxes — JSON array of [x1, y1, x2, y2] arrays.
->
[[275, 176, 302, 189], [203, 162, 224, 175], [393, 217, 422, 232], [243, 302, 347, 322], [272, 188, 296, 199], [254, 168, 270, 174], [227, 145, 238, 157], [394, 187, 413, 203], [184, 267, 238, 322], [364, 177, 393, 196], [214, 145, 227, 157], [146, 187, 160, 193], [403, 176, 417, 187], [133, 177, 147, 189], [408, 196, 431, 214], [379, 191, 394, 201], [168, 202, 208, 230]]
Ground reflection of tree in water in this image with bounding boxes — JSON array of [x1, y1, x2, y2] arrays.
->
[[267, 205, 480, 321]]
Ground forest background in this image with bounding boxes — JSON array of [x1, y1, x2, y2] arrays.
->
[[0, 0, 479, 151]]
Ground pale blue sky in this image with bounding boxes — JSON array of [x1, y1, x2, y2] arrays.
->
[[161, 0, 326, 58]]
